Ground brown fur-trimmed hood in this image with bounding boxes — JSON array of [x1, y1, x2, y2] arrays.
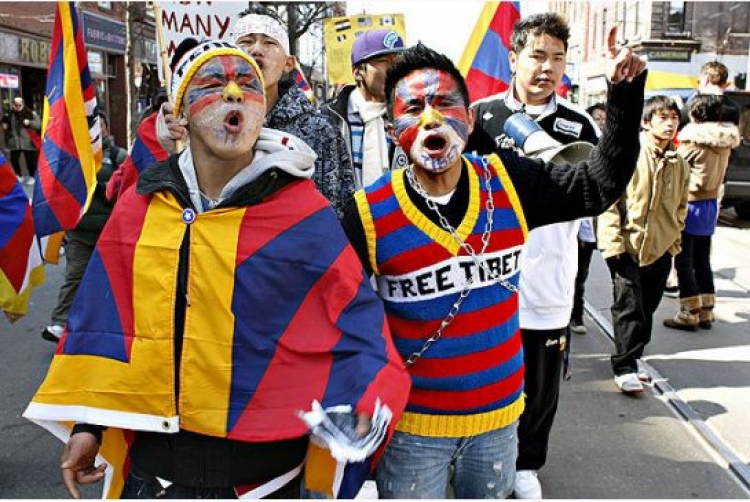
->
[[677, 122, 741, 149]]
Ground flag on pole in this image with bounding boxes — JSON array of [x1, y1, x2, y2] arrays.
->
[[0, 152, 45, 322], [292, 58, 315, 103], [32, 1, 102, 239], [457, 2, 521, 103]]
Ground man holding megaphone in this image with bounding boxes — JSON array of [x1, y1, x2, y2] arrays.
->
[[466, 13, 610, 499]]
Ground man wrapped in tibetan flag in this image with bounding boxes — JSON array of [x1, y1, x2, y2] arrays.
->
[[0, 152, 44, 322], [24, 39, 410, 499]]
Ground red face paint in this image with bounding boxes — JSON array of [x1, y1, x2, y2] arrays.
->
[[186, 55, 263, 118], [392, 69, 470, 172]]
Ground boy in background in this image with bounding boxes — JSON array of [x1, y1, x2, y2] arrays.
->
[[597, 96, 690, 394]]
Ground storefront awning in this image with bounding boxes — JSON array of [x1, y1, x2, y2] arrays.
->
[[646, 70, 697, 91]]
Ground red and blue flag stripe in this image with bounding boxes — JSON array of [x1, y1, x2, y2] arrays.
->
[[458, 2, 521, 103], [0, 152, 44, 319]]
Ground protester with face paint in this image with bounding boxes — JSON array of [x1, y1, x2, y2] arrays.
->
[[24, 39, 410, 500], [320, 29, 410, 190], [465, 13, 604, 499], [340, 40, 646, 498], [157, 9, 354, 218]]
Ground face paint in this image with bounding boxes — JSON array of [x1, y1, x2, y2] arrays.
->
[[392, 69, 470, 173], [185, 55, 265, 155]]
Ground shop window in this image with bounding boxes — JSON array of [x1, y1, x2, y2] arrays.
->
[[98, 1, 112, 10], [667, 1, 686, 34]]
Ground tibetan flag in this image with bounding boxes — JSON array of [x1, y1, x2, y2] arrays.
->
[[105, 111, 169, 202], [32, 1, 102, 238], [293, 58, 315, 103], [458, 2, 521, 103], [0, 152, 45, 322], [556, 73, 572, 98]]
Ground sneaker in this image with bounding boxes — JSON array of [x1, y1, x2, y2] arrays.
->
[[514, 470, 542, 499], [569, 321, 586, 334], [24, 176, 35, 186], [42, 325, 64, 343], [355, 480, 378, 499], [637, 370, 652, 383], [663, 286, 679, 298], [614, 373, 644, 395]]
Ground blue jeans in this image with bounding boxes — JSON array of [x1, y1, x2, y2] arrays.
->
[[375, 421, 518, 499]]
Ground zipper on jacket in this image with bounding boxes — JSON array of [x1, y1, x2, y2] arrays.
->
[[173, 225, 191, 415]]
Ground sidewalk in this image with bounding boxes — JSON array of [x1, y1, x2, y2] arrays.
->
[[538, 228, 750, 498]]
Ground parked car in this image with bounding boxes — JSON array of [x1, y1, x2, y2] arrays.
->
[[645, 88, 750, 219]]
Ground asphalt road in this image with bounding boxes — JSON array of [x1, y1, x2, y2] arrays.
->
[[2, 214, 750, 498]]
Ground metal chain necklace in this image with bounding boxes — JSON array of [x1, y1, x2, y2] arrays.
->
[[402, 158, 519, 367]]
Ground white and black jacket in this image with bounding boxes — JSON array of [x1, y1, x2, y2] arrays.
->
[[467, 85, 601, 330]]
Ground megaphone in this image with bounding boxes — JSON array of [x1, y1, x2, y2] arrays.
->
[[503, 112, 594, 164]]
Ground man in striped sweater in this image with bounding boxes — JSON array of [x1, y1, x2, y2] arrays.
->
[[341, 38, 647, 498]]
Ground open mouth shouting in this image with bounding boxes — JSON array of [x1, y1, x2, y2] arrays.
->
[[423, 132, 449, 159], [224, 110, 244, 134]]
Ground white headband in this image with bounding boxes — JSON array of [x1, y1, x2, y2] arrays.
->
[[232, 14, 290, 55]]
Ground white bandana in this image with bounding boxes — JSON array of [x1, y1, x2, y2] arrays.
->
[[232, 14, 290, 55]]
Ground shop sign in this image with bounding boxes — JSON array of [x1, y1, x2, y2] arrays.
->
[[20, 37, 50, 66], [82, 11, 126, 54], [644, 49, 692, 62], [0, 32, 20, 61], [0, 73, 19, 89], [88, 51, 104, 75]]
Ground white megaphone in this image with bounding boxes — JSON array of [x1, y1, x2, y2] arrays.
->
[[503, 111, 593, 163]]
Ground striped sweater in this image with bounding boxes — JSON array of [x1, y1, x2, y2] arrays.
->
[[354, 154, 528, 438]]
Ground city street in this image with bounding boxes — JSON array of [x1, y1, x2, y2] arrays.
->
[[1, 212, 749, 498]]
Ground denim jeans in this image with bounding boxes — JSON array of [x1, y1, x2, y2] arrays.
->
[[675, 232, 714, 298], [375, 421, 518, 499]]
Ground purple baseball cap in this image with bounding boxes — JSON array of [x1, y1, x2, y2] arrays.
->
[[351, 29, 405, 66]]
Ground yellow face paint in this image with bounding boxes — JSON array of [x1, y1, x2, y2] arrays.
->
[[418, 106, 445, 128], [222, 80, 243, 102]]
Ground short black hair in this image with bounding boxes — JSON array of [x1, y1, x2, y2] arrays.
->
[[642, 95, 680, 122], [511, 13, 570, 53], [384, 43, 470, 121], [586, 102, 606, 116], [688, 94, 725, 123]]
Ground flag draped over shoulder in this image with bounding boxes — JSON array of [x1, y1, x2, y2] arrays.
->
[[105, 111, 169, 202], [0, 153, 44, 322], [458, 2, 521, 103], [32, 1, 102, 238]]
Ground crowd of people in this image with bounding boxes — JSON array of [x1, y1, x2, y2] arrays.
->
[[6, 5, 741, 500]]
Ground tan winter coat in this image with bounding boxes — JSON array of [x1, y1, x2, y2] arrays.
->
[[597, 136, 690, 266], [676, 122, 740, 201]]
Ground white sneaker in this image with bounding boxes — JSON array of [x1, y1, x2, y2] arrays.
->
[[354, 480, 378, 499], [24, 176, 35, 186], [514, 470, 542, 499], [569, 321, 586, 334], [614, 373, 644, 395]]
